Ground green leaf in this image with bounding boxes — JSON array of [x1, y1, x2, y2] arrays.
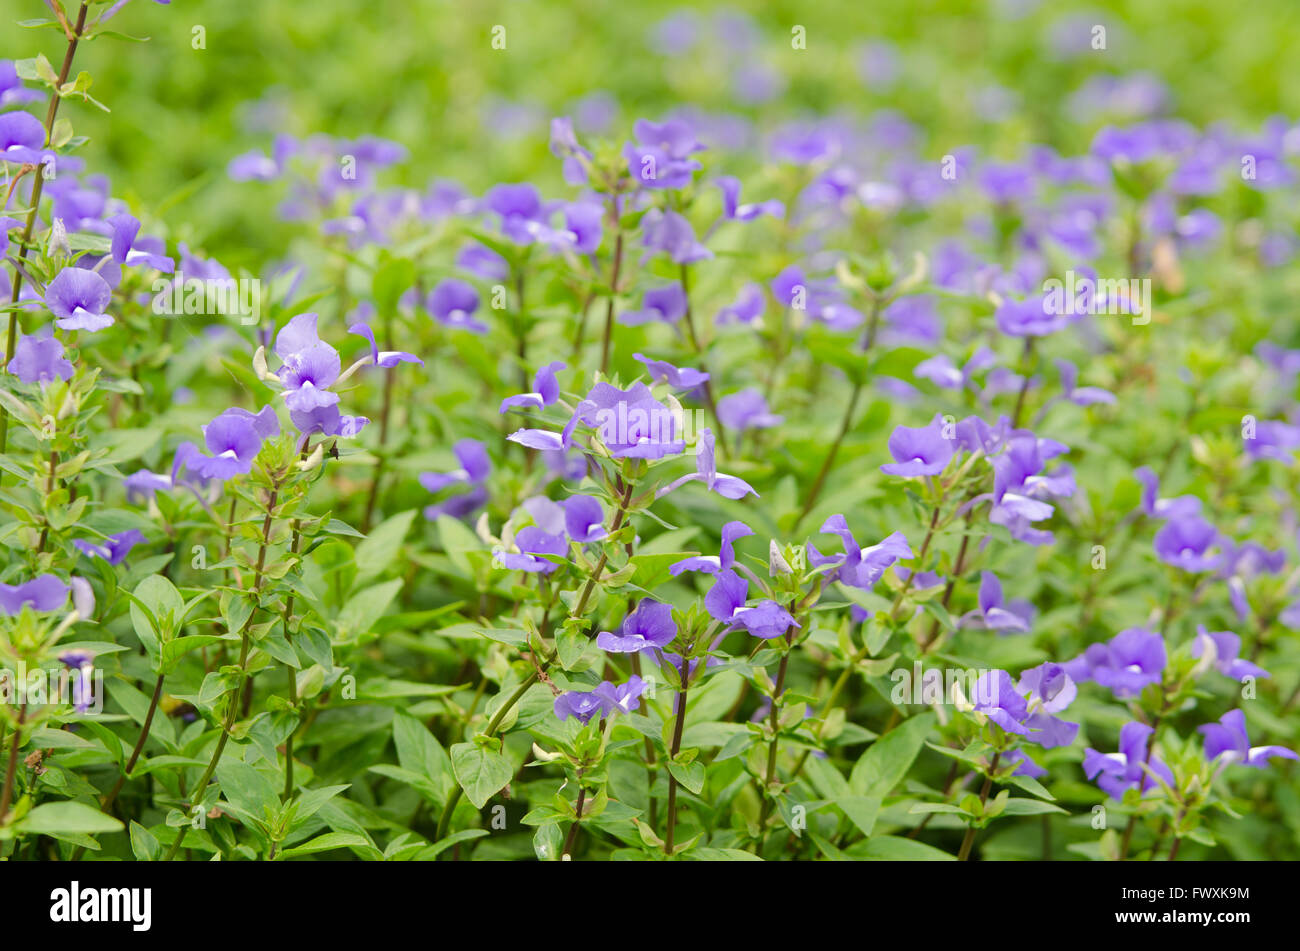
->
[[392, 711, 452, 801], [686, 847, 764, 861], [17, 801, 124, 836], [666, 758, 706, 795], [336, 578, 402, 640], [450, 742, 513, 809], [837, 795, 882, 839], [129, 574, 184, 649], [215, 760, 278, 821], [276, 832, 370, 859], [852, 835, 956, 861], [353, 509, 416, 588], [996, 798, 1068, 817], [851, 712, 935, 796], [129, 821, 160, 860], [160, 634, 232, 674], [414, 828, 489, 860], [372, 256, 415, 317], [437, 515, 482, 574]]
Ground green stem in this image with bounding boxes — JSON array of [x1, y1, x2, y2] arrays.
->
[[162, 482, 281, 860], [599, 229, 624, 375], [664, 655, 690, 856], [755, 627, 794, 847], [561, 782, 586, 860], [0, 2, 90, 456], [795, 299, 882, 529], [435, 667, 543, 843], [434, 474, 638, 848], [957, 751, 1000, 861], [282, 519, 302, 800], [1010, 338, 1035, 429], [678, 264, 728, 458], [102, 673, 164, 813], [0, 704, 28, 825]]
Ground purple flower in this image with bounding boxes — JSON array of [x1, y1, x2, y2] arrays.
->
[[549, 117, 592, 186], [1154, 514, 1222, 572], [108, 213, 174, 272], [190, 406, 280, 480], [715, 283, 766, 325], [574, 381, 686, 459], [880, 413, 954, 477], [729, 597, 800, 639], [1055, 359, 1115, 406], [427, 279, 487, 333], [715, 176, 784, 222], [959, 571, 1033, 632], [500, 361, 566, 413], [1004, 750, 1048, 779], [484, 183, 556, 246], [1243, 420, 1300, 463], [495, 526, 567, 574], [1063, 627, 1166, 698], [45, 268, 114, 332], [1083, 722, 1175, 800], [597, 599, 677, 653], [970, 669, 1031, 735], [348, 322, 423, 369], [563, 495, 606, 543], [593, 676, 649, 715], [227, 135, 294, 182], [634, 353, 709, 389], [554, 676, 647, 723], [995, 294, 1068, 338], [456, 243, 509, 281], [768, 121, 840, 165], [703, 569, 799, 639], [0, 110, 46, 165], [624, 118, 705, 190], [57, 648, 97, 714], [670, 520, 753, 575], [641, 209, 712, 264], [1191, 627, 1268, 682], [717, 389, 782, 432], [290, 404, 369, 439], [274, 313, 341, 413], [0, 574, 69, 615], [553, 688, 609, 725], [807, 516, 911, 590], [656, 428, 756, 500], [620, 283, 687, 326], [978, 162, 1035, 204], [1198, 709, 1297, 768], [1091, 125, 1166, 166], [73, 529, 146, 566], [7, 327, 73, 385], [1133, 467, 1201, 520], [558, 201, 603, 254], [123, 469, 173, 504], [1016, 663, 1079, 748], [882, 295, 941, 345], [914, 349, 995, 392], [420, 439, 491, 498], [0, 60, 42, 108], [169, 443, 219, 503]]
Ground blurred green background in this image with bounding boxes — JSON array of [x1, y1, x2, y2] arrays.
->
[[14, 0, 1300, 266]]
